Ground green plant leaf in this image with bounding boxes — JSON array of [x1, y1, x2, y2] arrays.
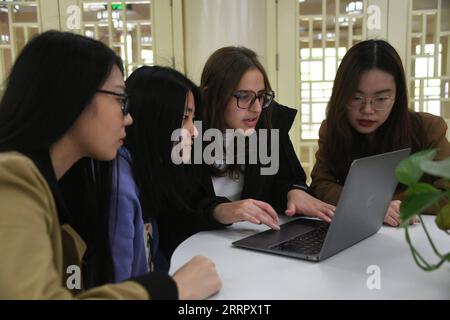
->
[[405, 182, 440, 196], [395, 149, 437, 186], [435, 204, 450, 231], [400, 191, 444, 221], [420, 157, 450, 179]]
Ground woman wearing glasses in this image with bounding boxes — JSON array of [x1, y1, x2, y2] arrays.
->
[[0, 31, 220, 299], [310, 39, 450, 227], [196, 46, 335, 230]]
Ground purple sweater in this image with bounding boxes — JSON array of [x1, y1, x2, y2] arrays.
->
[[109, 147, 150, 282]]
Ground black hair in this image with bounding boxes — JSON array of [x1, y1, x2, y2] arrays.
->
[[125, 65, 199, 221], [0, 30, 123, 151], [0, 30, 124, 287]]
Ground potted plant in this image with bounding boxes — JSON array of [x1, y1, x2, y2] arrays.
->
[[395, 149, 450, 271]]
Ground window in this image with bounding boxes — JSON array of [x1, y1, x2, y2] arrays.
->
[[300, 47, 346, 139], [408, 0, 450, 127], [80, 1, 154, 77], [0, 0, 40, 88]]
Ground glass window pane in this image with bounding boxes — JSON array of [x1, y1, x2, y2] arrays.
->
[[412, 14, 422, 33], [300, 48, 310, 59], [299, 0, 322, 15], [309, 61, 323, 80], [415, 57, 428, 77], [13, 5, 37, 23], [312, 104, 326, 123], [324, 57, 336, 80], [413, 0, 437, 10], [424, 100, 440, 115]]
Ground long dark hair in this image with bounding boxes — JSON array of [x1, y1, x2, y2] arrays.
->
[[324, 39, 426, 182], [200, 46, 273, 177], [0, 30, 123, 287], [124, 66, 199, 221], [0, 30, 123, 151]]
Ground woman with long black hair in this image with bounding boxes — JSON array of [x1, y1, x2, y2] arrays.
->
[[111, 66, 232, 274], [0, 31, 220, 299]]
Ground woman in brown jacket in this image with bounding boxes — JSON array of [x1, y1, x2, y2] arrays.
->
[[0, 31, 220, 299], [310, 39, 450, 227]]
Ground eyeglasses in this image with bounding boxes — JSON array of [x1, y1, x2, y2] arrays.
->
[[348, 95, 395, 112], [233, 90, 275, 109], [96, 89, 130, 116]]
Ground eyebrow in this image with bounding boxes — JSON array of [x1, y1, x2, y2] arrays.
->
[[237, 88, 266, 92], [355, 89, 393, 95], [184, 107, 194, 114]]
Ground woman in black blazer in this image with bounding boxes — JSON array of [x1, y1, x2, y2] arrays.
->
[[195, 46, 335, 230], [158, 47, 336, 260]]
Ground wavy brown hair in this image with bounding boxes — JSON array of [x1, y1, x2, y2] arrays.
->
[[324, 39, 426, 182]]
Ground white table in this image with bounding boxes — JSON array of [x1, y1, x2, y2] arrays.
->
[[170, 216, 450, 299]]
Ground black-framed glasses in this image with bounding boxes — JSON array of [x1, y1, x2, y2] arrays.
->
[[233, 90, 275, 109], [96, 89, 130, 116]]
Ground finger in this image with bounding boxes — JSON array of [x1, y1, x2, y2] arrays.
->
[[250, 204, 280, 230], [256, 214, 280, 230], [321, 206, 335, 218], [391, 211, 401, 225], [301, 204, 332, 222], [285, 202, 296, 217], [241, 212, 261, 225], [385, 216, 399, 227], [253, 200, 279, 221], [307, 195, 336, 212], [321, 202, 336, 212], [386, 205, 401, 223], [384, 212, 399, 227], [247, 210, 279, 230], [391, 201, 401, 212], [311, 210, 332, 223], [240, 203, 278, 228]]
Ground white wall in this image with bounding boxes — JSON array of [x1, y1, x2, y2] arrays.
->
[[184, 0, 267, 85]]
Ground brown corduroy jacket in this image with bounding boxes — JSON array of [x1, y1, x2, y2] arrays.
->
[[310, 112, 450, 213]]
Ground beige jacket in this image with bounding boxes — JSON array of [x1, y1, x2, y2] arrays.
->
[[310, 112, 450, 212], [0, 152, 150, 299]]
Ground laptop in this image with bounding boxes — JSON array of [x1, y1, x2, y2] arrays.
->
[[232, 148, 411, 262]]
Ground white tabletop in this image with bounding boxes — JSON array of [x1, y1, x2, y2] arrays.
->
[[170, 215, 450, 299]]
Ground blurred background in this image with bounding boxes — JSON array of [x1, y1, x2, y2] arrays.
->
[[0, 0, 448, 181]]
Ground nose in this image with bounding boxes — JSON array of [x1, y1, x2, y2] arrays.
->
[[124, 113, 133, 126], [360, 100, 375, 114], [249, 98, 262, 113]]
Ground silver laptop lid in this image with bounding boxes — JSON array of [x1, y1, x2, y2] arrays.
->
[[319, 148, 411, 260]]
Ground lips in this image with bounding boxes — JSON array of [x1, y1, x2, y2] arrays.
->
[[357, 119, 376, 127], [243, 117, 259, 127]]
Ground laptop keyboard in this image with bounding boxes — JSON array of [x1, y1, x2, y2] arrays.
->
[[270, 223, 329, 255]]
